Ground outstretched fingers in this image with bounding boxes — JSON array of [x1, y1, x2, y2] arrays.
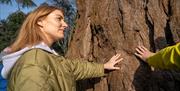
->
[[112, 55, 123, 70], [135, 47, 144, 55], [115, 58, 123, 64], [135, 45, 154, 61], [141, 46, 148, 51], [135, 45, 149, 55], [110, 53, 121, 62], [134, 52, 142, 58], [112, 67, 120, 70], [104, 53, 123, 70]]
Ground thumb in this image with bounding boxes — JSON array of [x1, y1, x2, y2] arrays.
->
[[112, 67, 120, 70]]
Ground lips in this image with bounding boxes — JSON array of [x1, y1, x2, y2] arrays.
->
[[58, 29, 64, 31]]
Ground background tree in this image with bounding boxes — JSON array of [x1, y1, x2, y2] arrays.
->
[[0, 11, 26, 51], [66, 0, 180, 91], [0, 0, 36, 51], [0, 0, 36, 11]]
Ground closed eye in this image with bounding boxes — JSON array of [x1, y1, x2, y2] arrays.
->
[[57, 15, 64, 21], [57, 18, 62, 21]]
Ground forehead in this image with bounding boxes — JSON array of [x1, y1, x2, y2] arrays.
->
[[48, 10, 64, 17]]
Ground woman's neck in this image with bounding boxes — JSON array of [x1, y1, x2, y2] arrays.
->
[[43, 40, 54, 47]]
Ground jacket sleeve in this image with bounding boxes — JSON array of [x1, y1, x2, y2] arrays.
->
[[8, 65, 53, 91], [147, 43, 180, 69], [64, 59, 105, 81]]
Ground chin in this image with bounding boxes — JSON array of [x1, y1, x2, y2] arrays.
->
[[58, 35, 64, 39]]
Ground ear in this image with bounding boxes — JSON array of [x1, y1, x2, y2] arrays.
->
[[37, 20, 44, 27]]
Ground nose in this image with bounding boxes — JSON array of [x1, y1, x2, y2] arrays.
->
[[62, 20, 68, 28]]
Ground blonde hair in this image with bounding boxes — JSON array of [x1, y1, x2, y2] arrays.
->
[[10, 5, 63, 53]]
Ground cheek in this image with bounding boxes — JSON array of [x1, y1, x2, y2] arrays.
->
[[44, 21, 59, 31]]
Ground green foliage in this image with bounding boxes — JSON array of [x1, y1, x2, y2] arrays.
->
[[0, 0, 36, 8], [16, 0, 36, 8], [0, 11, 26, 51], [0, 0, 12, 4]]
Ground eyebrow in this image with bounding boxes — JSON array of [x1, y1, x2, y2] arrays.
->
[[56, 15, 64, 19]]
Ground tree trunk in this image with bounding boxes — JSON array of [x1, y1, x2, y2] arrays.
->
[[65, 0, 180, 91]]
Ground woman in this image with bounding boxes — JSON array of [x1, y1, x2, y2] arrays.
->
[[1, 5, 123, 91]]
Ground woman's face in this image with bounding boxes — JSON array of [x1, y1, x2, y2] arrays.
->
[[38, 10, 68, 43]]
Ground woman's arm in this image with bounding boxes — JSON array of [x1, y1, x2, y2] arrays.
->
[[64, 54, 123, 80]]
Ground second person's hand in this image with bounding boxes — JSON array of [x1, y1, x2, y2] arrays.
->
[[135, 46, 155, 62]]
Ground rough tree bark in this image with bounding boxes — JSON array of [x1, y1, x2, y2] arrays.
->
[[65, 0, 180, 91]]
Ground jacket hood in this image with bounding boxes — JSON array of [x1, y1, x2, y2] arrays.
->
[[0, 42, 58, 79]]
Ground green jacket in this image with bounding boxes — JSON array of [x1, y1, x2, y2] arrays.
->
[[147, 43, 180, 69], [7, 49, 105, 91]]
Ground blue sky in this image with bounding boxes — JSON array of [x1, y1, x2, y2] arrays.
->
[[0, 0, 47, 20]]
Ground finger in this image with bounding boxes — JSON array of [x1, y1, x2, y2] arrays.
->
[[134, 53, 142, 58], [141, 46, 148, 51], [115, 53, 121, 59], [135, 48, 144, 55], [137, 46, 145, 53], [110, 55, 116, 61], [115, 58, 123, 64], [111, 54, 121, 62], [112, 67, 120, 70]]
